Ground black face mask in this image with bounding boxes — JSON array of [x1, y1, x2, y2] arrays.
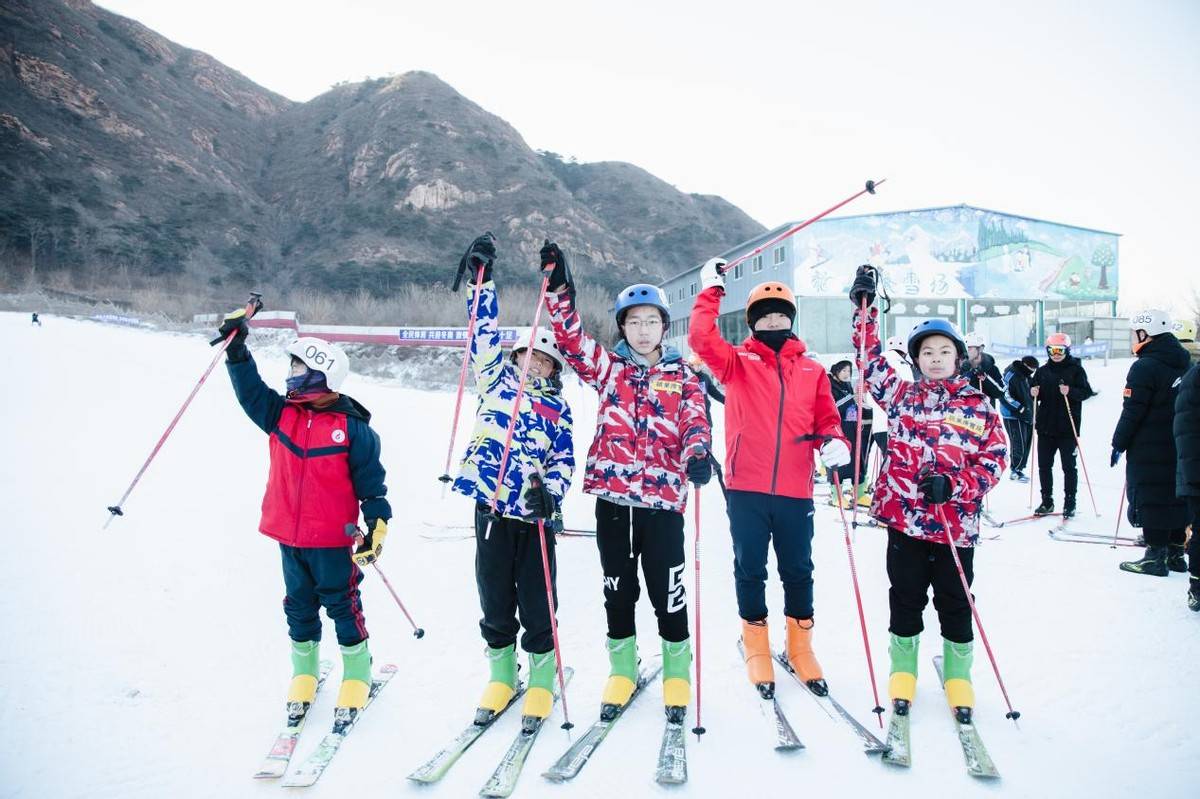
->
[[753, 329, 795, 352]]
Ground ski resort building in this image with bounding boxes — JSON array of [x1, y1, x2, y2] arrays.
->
[[662, 205, 1123, 359]]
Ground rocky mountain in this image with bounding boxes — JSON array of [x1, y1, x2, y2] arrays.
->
[[0, 0, 764, 296]]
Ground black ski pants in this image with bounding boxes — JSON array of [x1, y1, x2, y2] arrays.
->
[[886, 528, 975, 644], [1142, 527, 1188, 549], [1004, 418, 1032, 473], [1037, 433, 1078, 502], [474, 504, 557, 654], [280, 543, 368, 647], [726, 490, 816, 622], [595, 498, 689, 643]]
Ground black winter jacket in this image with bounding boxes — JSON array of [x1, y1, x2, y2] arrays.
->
[[1176, 363, 1200, 498], [1000, 360, 1035, 424], [1032, 356, 1095, 437], [961, 352, 1005, 404], [1112, 333, 1190, 529]]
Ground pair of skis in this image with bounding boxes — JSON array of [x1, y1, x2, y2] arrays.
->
[[253, 662, 399, 786], [773, 651, 889, 755], [881, 656, 1000, 779], [1049, 528, 1140, 547]]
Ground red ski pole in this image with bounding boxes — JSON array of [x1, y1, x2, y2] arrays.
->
[[104, 292, 262, 528], [830, 472, 886, 727], [1062, 392, 1100, 517], [691, 486, 706, 739], [1110, 481, 1127, 548], [438, 259, 488, 488], [932, 505, 1021, 724], [531, 477, 573, 732], [718, 179, 886, 276], [373, 563, 426, 639]]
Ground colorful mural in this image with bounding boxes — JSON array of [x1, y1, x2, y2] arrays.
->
[[789, 206, 1119, 301]]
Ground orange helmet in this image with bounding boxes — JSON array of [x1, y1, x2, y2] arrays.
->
[[1046, 332, 1071, 348], [745, 281, 796, 326]]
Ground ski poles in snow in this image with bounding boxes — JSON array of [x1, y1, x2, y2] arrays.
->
[[829, 472, 886, 727], [932, 505, 1022, 724], [531, 477, 574, 732], [691, 487, 706, 740], [373, 563, 427, 639], [1062, 391, 1101, 517], [1110, 482, 1127, 548], [104, 292, 262, 528], [439, 237, 495, 490], [716, 179, 886, 277]]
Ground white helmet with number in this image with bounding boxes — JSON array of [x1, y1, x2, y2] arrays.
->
[[885, 334, 906, 353], [513, 327, 563, 371], [286, 337, 350, 390], [964, 331, 986, 349], [1128, 308, 1172, 336], [1172, 318, 1196, 342]]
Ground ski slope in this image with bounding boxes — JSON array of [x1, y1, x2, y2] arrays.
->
[[1, 311, 1197, 799]]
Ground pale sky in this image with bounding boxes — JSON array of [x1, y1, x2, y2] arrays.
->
[[96, 0, 1200, 316]]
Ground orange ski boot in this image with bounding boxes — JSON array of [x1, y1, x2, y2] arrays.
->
[[740, 619, 775, 698], [785, 617, 827, 695]]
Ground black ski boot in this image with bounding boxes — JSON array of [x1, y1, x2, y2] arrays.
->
[[1189, 578, 1200, 613], [1167, 545, 1187, 573], [1033, 498, 1055, 516], [1062, 497, 1077, 520], [1119, 546, 1169, 577]]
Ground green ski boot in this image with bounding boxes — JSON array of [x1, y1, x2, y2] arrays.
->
[[522, 650, 558, 719], [601, 635, 638, 714], [662, 637, 692, 723], [336, 640, 373, 709], [888, 633, 919, 713], [942, 639, 974, 722], [476, 644, 518, 724], [288, 639, 320, 704]]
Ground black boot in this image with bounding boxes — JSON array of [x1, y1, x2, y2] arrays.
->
[[1119, 546, 1169, 577], [1062, 496, 1077, 520], [1189, 578, 1200, 613], [1034, 498, 1055, 516], [1167, 545, 1187, 573]]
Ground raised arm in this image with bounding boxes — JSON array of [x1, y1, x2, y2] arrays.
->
[[545, 289, 617, 391], [853, 306, 907, 410], [689, 284, 738, 384]]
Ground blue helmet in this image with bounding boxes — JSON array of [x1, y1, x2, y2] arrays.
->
[[614, 283, 670, 326], [906, 318, 967, 362]]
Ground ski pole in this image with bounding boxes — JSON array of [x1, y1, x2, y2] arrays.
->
[[104, 292, 262, 528], [1061, 391, 1100, 516], [1110, 481, 1127, 549], [531, 479, 573, 732], [691, 486, 706, 739], [438, 259, 488, 490], [829, 472, 886, 727], [717, 179, 885, 276], [484, 250, 555, 533], [932, 504, 1021, 724], [850, 295, 869, 530], [373, 563, 427, 639], [1028, 402, 1038, 510]]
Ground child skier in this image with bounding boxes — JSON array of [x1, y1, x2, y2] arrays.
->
[[218, 301, 390, 717], [449, 235, 575, 725], [690, 260, 849, 697], [542, 242, 710, 723], [847, 266, 1007, 723], [828, 360, 870, 508], [1000, 356, 1038, 482], [1031, 333, 1095, 519]]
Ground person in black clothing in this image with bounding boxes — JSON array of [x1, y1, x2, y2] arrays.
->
[[1000, 356, 1038, 481], [31, 312, 41, 326], [687, 353, 727, 497], [1173, 361, 1200, 609], [1031, 333, 1095, 518], [1112, 310, 1192, 577], [961, 333, 1005, 405], [827, 360, 870, 505]]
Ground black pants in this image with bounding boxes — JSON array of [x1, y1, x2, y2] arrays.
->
[[836, 422, 872, 485], [280, 544, 367, 647], [595, 498, 689, 642], [474, 504, 557, 654], [1189, 499, 1200, 578], [726, 490, 816, 621], [886, 528, 975, 644], [1141, 527, 1188, 549], [1003, 418, 1032, 472], [1037, 433, 1077, 502]]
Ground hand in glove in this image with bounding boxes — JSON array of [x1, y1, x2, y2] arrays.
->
[[848, 264, 876, 307], [351, 519, 388, 568], [1058, 384, 1070, 396], [918, 472, 953, 504], [700, 258, 727, 291], [686, 454, 712, 486], [1110, 448, 1121, 467], [212, 296, 262, 361], [454, 233, 496, 290], [819, 438, 852, 469], [539, 241, 575, 299], [523, 480, 557, 520]]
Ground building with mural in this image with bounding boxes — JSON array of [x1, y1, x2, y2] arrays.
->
[[662, 204, 1121, 359]]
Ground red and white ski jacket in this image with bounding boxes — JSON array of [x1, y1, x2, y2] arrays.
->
[[689, 286, 844, 500], [545, 290, 710, 513], [853, 307, 1007, 546]]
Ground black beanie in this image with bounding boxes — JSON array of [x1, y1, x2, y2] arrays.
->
[[748, 298, 796, 330], [1021, 355, 1039, 372]]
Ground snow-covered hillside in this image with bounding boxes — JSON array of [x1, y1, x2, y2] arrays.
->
[[1, 312, 1197, 799]]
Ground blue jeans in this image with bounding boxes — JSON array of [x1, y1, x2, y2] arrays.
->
[[726, 490, 815, 621]]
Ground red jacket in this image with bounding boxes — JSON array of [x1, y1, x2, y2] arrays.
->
[[689, 286, 844, 499]]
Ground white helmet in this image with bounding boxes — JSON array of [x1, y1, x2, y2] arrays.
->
[[1174, 318, 1197, 341], [513, 327, 563, 371], [964, 331, 986, 349], [286, 337, 350, 390], [885, 335, 906, 353], [1129, 309, 1172, 336]]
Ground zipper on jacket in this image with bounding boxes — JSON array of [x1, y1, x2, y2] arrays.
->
[[293, 411, 314, 543], [770, 356, 786, 494]]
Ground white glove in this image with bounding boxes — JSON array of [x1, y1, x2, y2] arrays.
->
[[819, 438, 851, 469], [700, 258, 727, 290]]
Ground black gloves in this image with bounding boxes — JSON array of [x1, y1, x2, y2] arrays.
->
[[539, 240, 575, 300], [212, 295, 262, 362], [453, 233, 497, 291], [918, 472, 953, 504], [848, 264, 876, 307], [524, 481, 557, 520], [1110, 448, 1122, 467], [686, 455, 712, 486]]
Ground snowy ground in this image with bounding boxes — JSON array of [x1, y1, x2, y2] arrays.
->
[[1, 311, 1197, 799]]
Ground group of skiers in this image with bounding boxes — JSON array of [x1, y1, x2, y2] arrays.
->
[[209, 235, 1200, 763]]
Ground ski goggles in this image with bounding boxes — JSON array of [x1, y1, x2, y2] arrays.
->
[[1046, 346, 1067, 356]]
